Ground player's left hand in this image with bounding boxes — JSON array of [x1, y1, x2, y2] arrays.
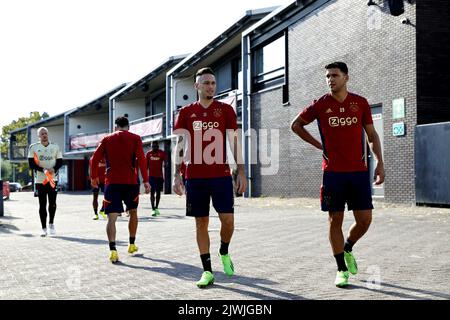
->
[[374, 162, 385, 185], [236, 170, 247, 194]]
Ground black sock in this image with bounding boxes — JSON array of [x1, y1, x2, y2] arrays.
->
[[219, 241, 230, 255], [334, 252, 348, 272], [344, 239, 355, 252], [129, 237, 135, 245], [200, 253, 212, 272], [94, 209, 98, 215], [156, 193, 161, 208], [151, 194, 156, 210], [109, 242, 116, 251]]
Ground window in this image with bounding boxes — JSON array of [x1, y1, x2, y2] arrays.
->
[[214, 54, 241, 95], [253, 33, 286, 92], [152, 93, 165, 115], [216, 63, 232, 94], [145, 92, 165, 117]]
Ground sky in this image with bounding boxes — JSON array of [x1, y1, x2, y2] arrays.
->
[[0, 0, 293, 130]]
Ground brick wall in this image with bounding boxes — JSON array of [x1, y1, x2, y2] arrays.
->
[[251, 0, 417, 203], [251, 90, 322, 197]]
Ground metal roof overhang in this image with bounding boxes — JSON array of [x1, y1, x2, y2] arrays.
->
[[243, 0, 331, 48], [167, 7, 277, 79], [65, 83, 127, 118], [111, 55, 188, 102], [63, 148, 95, 158], [27, 112, 65, 128], [9, 126, 28, 135]]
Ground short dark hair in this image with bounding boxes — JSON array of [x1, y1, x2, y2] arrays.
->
[[152, 141, 159, 147], [325, 62, 348, 74], [195, 67, 215, 80], [115, 116, 129, 128]]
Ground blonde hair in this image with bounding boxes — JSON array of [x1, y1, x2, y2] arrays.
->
[[37, 127, 48, 136]]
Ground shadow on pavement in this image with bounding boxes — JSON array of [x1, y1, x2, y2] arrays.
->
[[354, 280, 450, 300], [140, 207, 185, 211], [18, 233, 36, 238], [111, 215, 186, 222], [0, 222, 20, 233], [53, 235, 127, 246], [115, 254, 306, 300], [211, 282, 306, 300], [146, 215, 186, 221], [0, 215, 22, 220], [0, 221, 36, 238], [59, 192, 92, 196]]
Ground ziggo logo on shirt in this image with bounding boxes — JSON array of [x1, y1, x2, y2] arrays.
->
[[39, 155, 54, 161], [328, 116, 358, 127], [193, 121, 220, 131]]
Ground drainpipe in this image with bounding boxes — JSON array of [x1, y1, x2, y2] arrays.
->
[[108, 97, 114, 133], [64, 114, 69, 154], [242, 34, 252, 197], [166, 74, 173, 137], [27, 126, 34, 191]]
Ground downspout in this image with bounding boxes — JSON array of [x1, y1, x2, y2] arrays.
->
[[242, 33, 252, 197], [108, 97, 114, 133], [165, 74, 173, 194], [27, 126, 31, 147], [27, 126, 34, 190], [64, 113, 69, 154], [166, 74, 173, 137]]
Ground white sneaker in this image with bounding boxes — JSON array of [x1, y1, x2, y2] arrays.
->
[[40, 228, 47, 237], [48, 224, 56, 236]]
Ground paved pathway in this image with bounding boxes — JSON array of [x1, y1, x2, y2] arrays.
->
[[1, 191, 450, 301]]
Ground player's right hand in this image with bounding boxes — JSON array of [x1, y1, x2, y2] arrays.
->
[[91, 177, 99, 188], [172, 175, 185, 196], [144, 182, 151, 194]]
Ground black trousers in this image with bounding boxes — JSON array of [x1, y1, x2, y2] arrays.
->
[[35, 183, 58, 229]]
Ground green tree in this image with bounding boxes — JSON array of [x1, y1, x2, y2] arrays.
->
[[1, 159, 12, 180], [1, 111, 49, 183]]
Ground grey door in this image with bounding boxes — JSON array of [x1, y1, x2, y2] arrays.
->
[[369, 105, 384, 197]]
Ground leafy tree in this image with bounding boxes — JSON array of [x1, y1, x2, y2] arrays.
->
[[1, 159, 12, 180]]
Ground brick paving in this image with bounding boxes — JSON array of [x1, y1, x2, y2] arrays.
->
[[1, 191, 450, 300]]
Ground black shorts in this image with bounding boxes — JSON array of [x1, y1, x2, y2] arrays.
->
[[103, 184, 140, 214], [320, 171, 373, 212], [149, 177, 164, 192], [185, 176, 234, 217]]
